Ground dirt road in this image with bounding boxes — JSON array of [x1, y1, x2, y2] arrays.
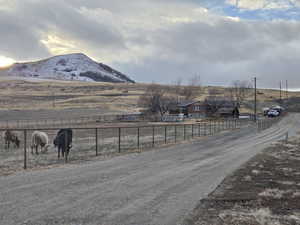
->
[[1, 114, 299, 225]]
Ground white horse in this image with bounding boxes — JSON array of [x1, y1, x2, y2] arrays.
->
[[31, 131, 50, 154]]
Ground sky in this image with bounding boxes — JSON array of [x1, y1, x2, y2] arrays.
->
[[0, 0, 300, 88]]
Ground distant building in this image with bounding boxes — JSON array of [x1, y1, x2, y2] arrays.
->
[[204, 96, 239, 118], [169, 100, 206, 118], [169, 97, 239, 118]]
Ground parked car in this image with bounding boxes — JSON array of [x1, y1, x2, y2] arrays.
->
[[267, 110, 280, 117], [271, 106, 284, 115], [263, 107, 270, 116]]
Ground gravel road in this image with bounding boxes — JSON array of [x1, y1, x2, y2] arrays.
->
[[1, 114, 299, 225]]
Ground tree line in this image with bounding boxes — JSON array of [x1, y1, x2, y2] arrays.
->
[[138, 76, 252, 117]]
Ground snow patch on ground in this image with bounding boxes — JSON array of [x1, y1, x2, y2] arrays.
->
[[259, 188, 291, 199], [276, 181, 295, 185], [243, 175, 252, 181]]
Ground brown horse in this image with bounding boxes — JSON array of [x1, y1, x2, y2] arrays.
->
[[4, 130, 20, 149]]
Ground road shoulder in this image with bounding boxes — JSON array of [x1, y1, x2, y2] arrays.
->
[[182, 137, 300, 225]]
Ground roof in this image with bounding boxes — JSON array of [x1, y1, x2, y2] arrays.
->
[[177, 100, 202, 107], [217, 107, 234, 114]]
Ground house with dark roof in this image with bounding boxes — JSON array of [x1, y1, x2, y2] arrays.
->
[[169, 100, 206, 117], [168, 97, 239, 118]]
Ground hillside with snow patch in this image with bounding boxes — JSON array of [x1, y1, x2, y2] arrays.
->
[[1, 53, 135, 83]]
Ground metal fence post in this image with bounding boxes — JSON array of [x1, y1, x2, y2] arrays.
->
[[198, 123, 201, 137], [184, 124, 186, 140], [137, 127, 140, 149], [95, 128, 98, 156], [152, 126, 155, 147], [214, 121, 217, 134], [164, 126, 167, 144], [118, 127, 121, 153], [192, 124, 194, 138], [65, 132, 68, 163], [175, 125, 177, 143], [24, 130, 27, 169]]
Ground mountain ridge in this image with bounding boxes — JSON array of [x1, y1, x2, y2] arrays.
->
[[0, 53, 135, 83]]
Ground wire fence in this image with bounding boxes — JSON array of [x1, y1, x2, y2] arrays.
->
[[0, 114, 145, 129], [0, 117, 280, 175], [0, 113, 257, 129]]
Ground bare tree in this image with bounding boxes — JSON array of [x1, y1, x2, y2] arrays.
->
[[138, 83, 176, 117], [174, 77, 182, 92], [181, 75, 202, 100], [227, 80, 252, 107], [204, 96, 228, 116]]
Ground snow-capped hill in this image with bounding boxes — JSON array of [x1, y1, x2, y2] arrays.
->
[[5, 53, 135, 83]]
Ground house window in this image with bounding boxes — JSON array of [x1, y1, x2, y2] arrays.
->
[[194, 106, 202, 111]]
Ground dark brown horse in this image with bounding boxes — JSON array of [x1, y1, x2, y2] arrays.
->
[[4, 130, 20, 149], [53, 129, 73, 159]]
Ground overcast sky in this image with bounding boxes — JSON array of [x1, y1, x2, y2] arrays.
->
[[1, 0, 300, 88]]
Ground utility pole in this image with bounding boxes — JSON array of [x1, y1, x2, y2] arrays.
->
[[280, 80, 282, 104], [254, 77, 257, 122], [286, 80, 288, 109], [286, 80, 288, 99]]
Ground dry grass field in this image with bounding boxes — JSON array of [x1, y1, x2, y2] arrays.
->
[[0, 76, 298, 121]]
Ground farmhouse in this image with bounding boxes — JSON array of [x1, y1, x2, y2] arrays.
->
[[169, 100, 206, 118], [169, 97, 239, 118]]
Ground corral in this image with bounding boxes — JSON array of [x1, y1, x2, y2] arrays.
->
[[0, 120, 258, 173], [0, 118, 264, 176]]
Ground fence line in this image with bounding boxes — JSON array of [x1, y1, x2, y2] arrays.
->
[[0, 114, 144, 129], [0, 113, 258, 129], [0, 117, 281, 173]]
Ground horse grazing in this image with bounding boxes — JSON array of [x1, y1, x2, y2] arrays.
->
[[4, 130, 20, 149], [53, 129, 73, 159], [31, 131, 50, 154]]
